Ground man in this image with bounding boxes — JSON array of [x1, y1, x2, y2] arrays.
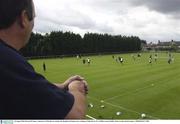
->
[[149, 57, 152, 64], [149, 54, 152, 59], [87, 58, 91, 66], [148, 54, 152, 64], [118, 56, 121, 62], [168, 53, 172, 64], [154, 53, 158, 62], [120, 57, 123, 64], [0, 0, 88, 119], [131, 54, 135, 61], [137, 53, 141, 57], [168, 57, 172, 64], [43, 62, 46, 72], [82, 59, 86, 64]]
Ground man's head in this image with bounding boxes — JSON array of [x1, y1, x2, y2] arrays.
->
[[0, 0, 35, 49]]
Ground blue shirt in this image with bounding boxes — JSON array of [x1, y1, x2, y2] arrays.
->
[[0, 39, 74, 119]]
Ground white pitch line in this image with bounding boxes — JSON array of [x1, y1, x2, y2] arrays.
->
[[158, 57, 170, 59], [86, 114, 96, 120], [104, 66, 179, 102], [104, 85, 153, 101], [88, 96, 159, 119], [104, 101, 159, 119]]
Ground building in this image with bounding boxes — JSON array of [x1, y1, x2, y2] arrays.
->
[[142, 40, 180, 51], [156, 40, 180, 51]]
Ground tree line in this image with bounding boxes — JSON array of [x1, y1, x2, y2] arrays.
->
[[20, 31, 146, 57]]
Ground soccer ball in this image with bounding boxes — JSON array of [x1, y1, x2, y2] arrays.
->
[[88, 103, 93, 108], [100, 105, 105, 108], [116, 112, 121, 116], [101, 100, 104, 103], [141, 113, 146, 118]]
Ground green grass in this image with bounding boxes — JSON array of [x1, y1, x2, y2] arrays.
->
[[29, 52, 180, 119]]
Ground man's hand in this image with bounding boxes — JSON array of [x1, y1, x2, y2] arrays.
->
[[65, 80, 88, 119], [68, 80, 88, 95], [63, 75, 84, 89], [54, 75, 89, 119], [55, 75, 88, 93]]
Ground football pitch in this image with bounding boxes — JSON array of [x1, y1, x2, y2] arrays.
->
[[29, 52, 180, 119]]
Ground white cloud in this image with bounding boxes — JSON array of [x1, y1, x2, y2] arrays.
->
[[33, 0, 180, 43]]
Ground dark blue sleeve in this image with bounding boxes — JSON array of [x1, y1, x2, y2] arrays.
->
[[0, 46, 74, 119]]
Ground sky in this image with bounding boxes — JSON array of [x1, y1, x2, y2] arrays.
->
[[33, 0, 180, 43]]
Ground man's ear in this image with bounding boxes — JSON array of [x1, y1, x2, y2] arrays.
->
[[18, 10, 29, 28]]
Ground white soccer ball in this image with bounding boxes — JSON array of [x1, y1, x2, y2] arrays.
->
[[141, 113, 146, 118], [101, 100, 104, 103], [151, 84, 154, 86], [89, 103, 93, 108], [100, 105, 105, 108], [116, 112, 121, 116]]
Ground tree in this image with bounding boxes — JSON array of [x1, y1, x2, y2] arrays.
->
[[21, 31, 144, 57]]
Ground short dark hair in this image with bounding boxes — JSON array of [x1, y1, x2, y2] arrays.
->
[[0, 0, 33, 29]]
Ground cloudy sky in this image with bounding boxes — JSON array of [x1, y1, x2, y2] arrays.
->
[[33, 0, 180, 43]]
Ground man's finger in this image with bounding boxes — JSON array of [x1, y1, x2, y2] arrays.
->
[[70, 75, 84, 81]]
